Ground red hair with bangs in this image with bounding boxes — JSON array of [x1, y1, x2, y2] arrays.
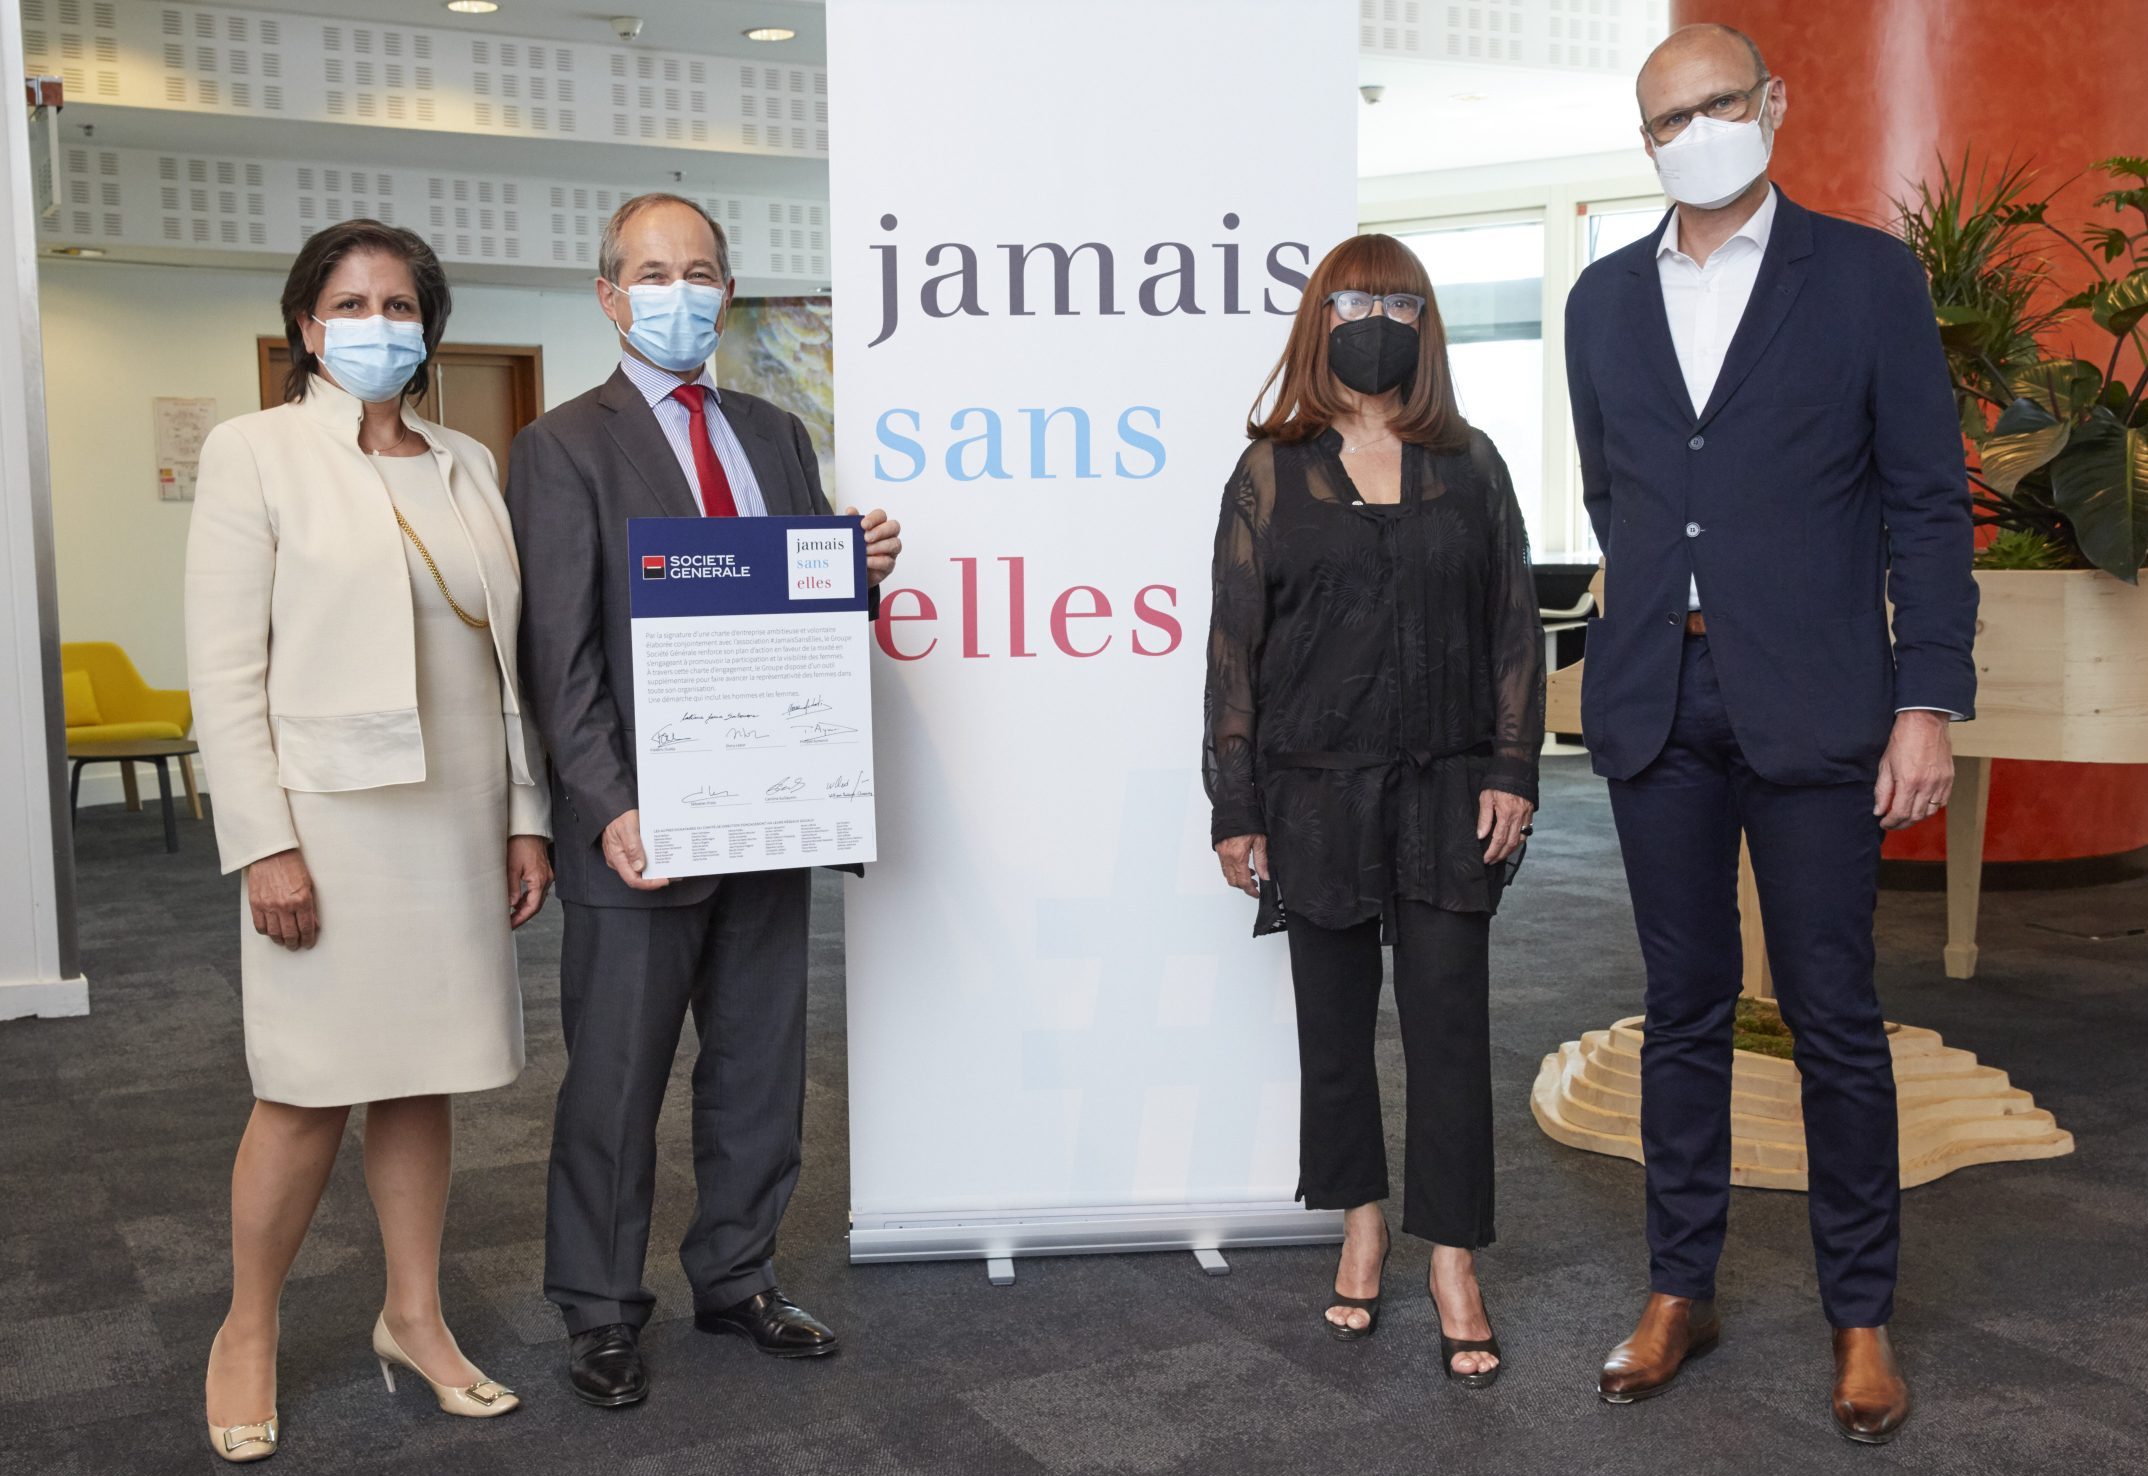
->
[[1248, 232, 1468, 450]]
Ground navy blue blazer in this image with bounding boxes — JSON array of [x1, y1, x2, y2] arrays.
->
[[1565, 188, 1978, 786]]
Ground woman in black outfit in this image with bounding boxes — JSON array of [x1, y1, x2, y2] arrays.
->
[[1204, 233, 1543, 1384]]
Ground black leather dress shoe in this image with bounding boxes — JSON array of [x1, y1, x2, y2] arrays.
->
[[693, 1288, 840, 1358], [567, 1323, 649, 1407]]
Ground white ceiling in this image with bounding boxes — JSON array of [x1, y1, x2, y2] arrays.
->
[[249, 0, 828, 55], [34, 1, 1660, 288], [1355, 53, 1650, 178], [61, 103, 824, 197]]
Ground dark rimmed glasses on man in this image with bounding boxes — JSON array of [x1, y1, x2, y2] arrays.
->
[[1643, 74, 1772, 146], [1326, 290, 1427, 326]]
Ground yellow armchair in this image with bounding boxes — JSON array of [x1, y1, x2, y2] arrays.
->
[[60, 642, 201, 818]]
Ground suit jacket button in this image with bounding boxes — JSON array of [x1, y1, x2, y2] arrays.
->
[[1687, 434, 1706, 450], [1685, 522, 1701, 537], [1667, 612, 1679, 625]]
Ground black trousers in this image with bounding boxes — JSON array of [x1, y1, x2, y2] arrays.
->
[[543, 868, 813, 1334], [1607, 636, 1898, 1328], [1285, 901, 1494, 1248]]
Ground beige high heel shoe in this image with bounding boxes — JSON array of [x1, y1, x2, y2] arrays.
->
[[206, 1329, 279, 1463], [206, 1415, 279, 1464], [372, 1313, 519, 1418]]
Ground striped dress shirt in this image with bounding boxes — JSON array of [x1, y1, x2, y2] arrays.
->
[[617, 353, 770, 518]]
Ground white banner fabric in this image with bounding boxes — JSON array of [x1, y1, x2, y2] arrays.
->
[[830, 0, 1358, 1258]]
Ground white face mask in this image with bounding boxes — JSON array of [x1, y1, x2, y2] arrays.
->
[[1652, 113, 1773, 211]]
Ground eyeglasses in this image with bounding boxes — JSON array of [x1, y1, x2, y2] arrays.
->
[[1326, 290, 1427, 326], [1643, 75, 1772, 145]]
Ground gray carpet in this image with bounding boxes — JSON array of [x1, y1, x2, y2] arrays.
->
[[4, 755, 2145, 1475]]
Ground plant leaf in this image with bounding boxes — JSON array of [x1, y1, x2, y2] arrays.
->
[[2099, 155, 2148, 182], [2089, 225, 2135, 263], [2092, 186, 2148, 214], [2009, 359, 2104, 417], [2048, 410, 2148, 581], [1933, 303, 1995, 351], [2091, 270, 2148, 337], [1980, 397, 2073, 493]]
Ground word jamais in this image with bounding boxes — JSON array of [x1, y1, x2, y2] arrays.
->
[[868, 212, 1312, 348]]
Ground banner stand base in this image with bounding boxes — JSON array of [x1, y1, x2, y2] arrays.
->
[[848, 1201, 1345, 1269]]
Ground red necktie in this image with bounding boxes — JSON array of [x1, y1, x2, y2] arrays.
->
[[669, 383, 738, 518]]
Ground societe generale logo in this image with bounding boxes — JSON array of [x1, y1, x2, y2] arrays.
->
[[641, 554, 667, 580]]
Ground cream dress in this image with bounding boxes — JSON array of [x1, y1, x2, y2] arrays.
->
[[240, 451, 524, 1106]]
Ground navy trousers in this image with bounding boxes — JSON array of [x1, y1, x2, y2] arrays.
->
[[1606, 635, 1898, 1328]]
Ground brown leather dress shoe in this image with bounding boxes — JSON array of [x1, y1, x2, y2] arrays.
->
[[1832, 1326, 1910, 1444], [1598, 1292, 1721, 1404]]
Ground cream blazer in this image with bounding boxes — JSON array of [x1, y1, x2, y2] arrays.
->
[[185, 376, 549, 875]]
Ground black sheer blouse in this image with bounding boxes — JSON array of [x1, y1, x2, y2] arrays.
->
[[1203, 428, 1545, 927]]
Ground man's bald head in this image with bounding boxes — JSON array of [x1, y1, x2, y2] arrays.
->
[[1638, 22, 1768, 118]]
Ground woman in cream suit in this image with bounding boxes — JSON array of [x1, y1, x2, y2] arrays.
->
[[186, 220, 551, 1462]]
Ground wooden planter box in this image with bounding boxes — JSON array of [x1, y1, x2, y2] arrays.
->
[[1953, 569, 2148, 764]]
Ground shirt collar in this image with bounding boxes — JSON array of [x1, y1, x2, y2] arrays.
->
[[619, 351, 719, 409], [1658, 182, 1778, 265]]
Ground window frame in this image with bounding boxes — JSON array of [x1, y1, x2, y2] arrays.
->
[[1364, 174, 1665, 561]]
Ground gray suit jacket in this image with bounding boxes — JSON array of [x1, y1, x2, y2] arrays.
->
[[506, 367, 837, 908]]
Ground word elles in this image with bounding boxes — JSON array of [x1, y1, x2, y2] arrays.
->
[[875, 557, 1181, 661]]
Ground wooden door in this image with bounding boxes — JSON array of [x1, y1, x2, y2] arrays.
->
[[258, 340, 543, 472]]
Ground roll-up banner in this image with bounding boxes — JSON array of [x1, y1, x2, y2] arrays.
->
[[831, 0, 1356, 1266]]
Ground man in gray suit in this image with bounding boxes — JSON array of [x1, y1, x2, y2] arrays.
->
[[507, 193, 900, 1407]]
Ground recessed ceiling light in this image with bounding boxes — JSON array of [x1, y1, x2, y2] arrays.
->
[[1452, 92, 1488, 103], [444, 1, 500, 14], [743, 26, 797, 42], [51, 246, 106, 257]]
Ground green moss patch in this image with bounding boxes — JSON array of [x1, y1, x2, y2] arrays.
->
[[1732, 997, 1797, 1061]]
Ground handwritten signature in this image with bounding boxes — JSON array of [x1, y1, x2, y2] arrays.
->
[[793, 721, 859, 745], [680, 787, 739, 807], [724, 727, 769, 743], [825, 770, 874, 801], [784, 695, 834, 719], [651, 726, 699, 752], [766, 776, 806, 797]]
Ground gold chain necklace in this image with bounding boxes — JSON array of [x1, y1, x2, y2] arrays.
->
[[373, 436, 490, 631], [390, 502, 490, 630]]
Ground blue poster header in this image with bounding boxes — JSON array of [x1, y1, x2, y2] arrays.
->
[[628, 515, 870, 619]]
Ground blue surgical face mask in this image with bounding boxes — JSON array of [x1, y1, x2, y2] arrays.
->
[[611, 279, 726, 372], [313, 314, 428, 403]]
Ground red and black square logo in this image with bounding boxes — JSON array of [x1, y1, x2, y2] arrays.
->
[[641, 555, 667, 580]]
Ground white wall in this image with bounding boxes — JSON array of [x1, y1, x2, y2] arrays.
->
[[2, 2, 84, 1014], [39, 258, 624, 804]]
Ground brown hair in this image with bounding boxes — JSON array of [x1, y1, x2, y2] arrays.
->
[[278, 219, 451, 404], [599, 192, 732, 283], [1247, 232, 1467, 450]]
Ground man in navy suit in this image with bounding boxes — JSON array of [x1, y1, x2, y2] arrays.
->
[[1565, 24, 1977, 1443]]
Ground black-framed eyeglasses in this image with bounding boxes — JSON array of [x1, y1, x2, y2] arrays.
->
[[1326, 290, 1427, 326], [1643, 74, 1772, 146]]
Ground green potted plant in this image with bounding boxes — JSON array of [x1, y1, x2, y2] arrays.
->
[[1897, 155, 2146, 580]]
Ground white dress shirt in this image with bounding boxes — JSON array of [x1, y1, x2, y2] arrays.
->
[[1656, 185, 1777, 613], [618, 353, 770, 518]]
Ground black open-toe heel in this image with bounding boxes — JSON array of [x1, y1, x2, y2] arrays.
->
[[1323, 1241, 1390, 1342], [1432, 1292, 1503, 1387]]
